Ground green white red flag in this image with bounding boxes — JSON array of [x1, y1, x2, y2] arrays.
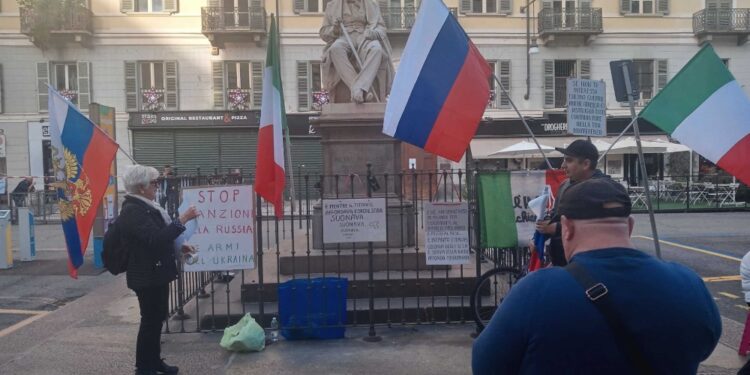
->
[[255, 14, 286, 218]]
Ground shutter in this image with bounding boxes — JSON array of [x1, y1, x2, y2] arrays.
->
[[208, 0, 220, 6], [499, 0, 511, 14], [656, 59, 668, 94], [125, 61, 138, 111], [37, 62, 49, 112], [657, 0, 668, 15], [121, 0, 134, 13], [0, 65, 3, 114], [578, 59, 591, 80], [294, 0, 305, 13], [77, 61, 92, 112], [288, 137, 324, 199], [543, 60, 554, 108], [620, 0, 631, 14], [499, 60, 511, 108], [131, 130, 175, 167], [165, 61, 179, 110], [460, 0, 471, 14], [580, 0, 592, 28], [212, 61, 225, 109], [251, 61, 263, 109], [220, 130, 256, 175], [175, 130, 220, 175], [297, 61, 310, 111], [164, 0, 178, 13]]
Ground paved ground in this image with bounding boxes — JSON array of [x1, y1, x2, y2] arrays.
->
[[0, 213, 747, 374]]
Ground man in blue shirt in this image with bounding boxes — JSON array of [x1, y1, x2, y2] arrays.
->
[[472, 178, 721, 374]]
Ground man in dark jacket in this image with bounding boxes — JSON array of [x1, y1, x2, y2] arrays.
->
[[12, 177, 35, 207], [535, 139, 608, 266]]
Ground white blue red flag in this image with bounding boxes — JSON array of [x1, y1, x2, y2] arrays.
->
[[383, 0, 492, 162]]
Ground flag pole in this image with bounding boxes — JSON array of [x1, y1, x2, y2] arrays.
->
[[492, 75, 553, 170], [622, 64, 662, 259], [597, 116, 636, 163], [274, 14, 296, 217]]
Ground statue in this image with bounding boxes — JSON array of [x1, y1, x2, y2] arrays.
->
[[320, 0, 395, 104]]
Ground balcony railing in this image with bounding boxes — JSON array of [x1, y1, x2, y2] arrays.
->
[[227, 88, 252, 111], [20, 5, 93, 39], [141, 88, 165, 112], [202, 6, 267, 33], [538, 8, 603, 36], [693, 8, 750, 35], [381, 6, 416, 31]]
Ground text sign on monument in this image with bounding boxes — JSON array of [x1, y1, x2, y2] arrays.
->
[[323, 198, 387, 244], [567, 78, 606, 137], [181, 185, 255, 272], [425, 202, 470, 265]]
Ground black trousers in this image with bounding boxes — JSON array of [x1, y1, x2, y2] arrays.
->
[[135, 284, 169, 370]]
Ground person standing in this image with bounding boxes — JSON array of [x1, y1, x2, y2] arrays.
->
[[11, 176, 35, 207], [473, 178, 721, 374], [535, 139, 608, 266], [120, 165, 198, 375]]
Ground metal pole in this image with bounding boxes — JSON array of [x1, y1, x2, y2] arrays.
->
[[597, 117, 637, 163], [524, 0, 531, 100], [622, 64, 662, 259], [363, 163, 381, 342], [493, 74, 553, 169]]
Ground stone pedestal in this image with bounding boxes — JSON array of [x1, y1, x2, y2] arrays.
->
[[311, 103, 416, 249]]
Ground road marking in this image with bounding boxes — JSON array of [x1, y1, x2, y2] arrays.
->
[[633, 235, 742, 262], [0, 309, 50, 338], [703, 275, 742, 282], [719, 292, 740, 300], [738, 305, 750, 311]]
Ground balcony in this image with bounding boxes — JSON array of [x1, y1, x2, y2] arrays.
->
[[538, 8, 602, 45], [693, 8, 750, 45], [202, 6, 267, 48], [20, 6, 93, 48], [227, 88, 252, 111], [380, 7, 456, 34]]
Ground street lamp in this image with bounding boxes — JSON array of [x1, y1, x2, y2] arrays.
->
[[522, 0, 539, 100]]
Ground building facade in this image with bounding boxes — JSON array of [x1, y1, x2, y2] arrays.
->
[[0, 0, 748, 194]]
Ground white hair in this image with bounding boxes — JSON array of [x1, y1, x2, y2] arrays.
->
[[123, 165, 159, 194]]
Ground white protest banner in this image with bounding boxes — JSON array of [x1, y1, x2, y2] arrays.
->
[[425, 202, 470, 265], [567, 78, 606, 137], [181, 185, 255, 272], [323, 198, 386, 244]]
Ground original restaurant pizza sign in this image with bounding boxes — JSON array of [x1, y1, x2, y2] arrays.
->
[[129, 111, 260, 127]]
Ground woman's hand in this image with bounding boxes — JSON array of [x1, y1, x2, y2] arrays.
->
[[181, 244, 196, 254], [179, 206, 199, 225]]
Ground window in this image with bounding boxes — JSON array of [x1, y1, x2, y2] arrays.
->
[[626, 60, 667, 106], [487, 60, 511, 109], [297, 61, 323, 112], [542, 59, 590, 108], [460, 0, 512, 14], [36, 62, 92, 112], [125, 61, 179, 111], [620, 0, 668, 15], [121, 0, 177, 13], [212, 61, 263, 110], [294, 0, 333, 13]]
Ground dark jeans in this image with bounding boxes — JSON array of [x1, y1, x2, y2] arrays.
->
[[135, 284, 169, 370]]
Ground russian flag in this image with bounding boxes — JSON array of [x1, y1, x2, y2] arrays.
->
[[383, 0, 492, 162], [49, 87, 119, 278]]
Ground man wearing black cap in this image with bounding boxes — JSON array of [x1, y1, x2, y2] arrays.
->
[[473, 178, 721, 374], [535, 139, 608, 266]]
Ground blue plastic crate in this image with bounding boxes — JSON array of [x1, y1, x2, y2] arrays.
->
[[278, 277, 348, 340]]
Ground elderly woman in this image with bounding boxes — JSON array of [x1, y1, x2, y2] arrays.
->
[[121, 165, 198, 375]]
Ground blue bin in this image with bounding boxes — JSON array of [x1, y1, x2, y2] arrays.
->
[[278, 277, 348, 340]]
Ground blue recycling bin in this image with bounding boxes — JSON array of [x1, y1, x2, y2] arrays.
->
[[278, 277, 348, 340]]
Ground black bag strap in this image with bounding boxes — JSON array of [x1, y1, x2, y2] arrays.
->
[[564, 261, 655, 375]]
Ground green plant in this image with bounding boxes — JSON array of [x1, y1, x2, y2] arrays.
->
[[18, 0, 87, 49]]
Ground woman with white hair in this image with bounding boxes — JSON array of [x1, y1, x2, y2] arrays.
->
[[120, 165, 198, 375]]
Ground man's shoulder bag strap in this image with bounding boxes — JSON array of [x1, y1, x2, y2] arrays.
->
[[564, 261, 655, 375]]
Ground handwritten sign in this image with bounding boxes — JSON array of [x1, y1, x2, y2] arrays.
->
[[322, 198, 386, 244], [567, 78, 606, 137], [181, 185, 255, 272], [425, 202, 470, 265]]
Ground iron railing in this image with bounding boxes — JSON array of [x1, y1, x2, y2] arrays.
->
[[201, 6, 267, 33], [20, 6, 93, 35], [693, 8, 750, 34], [538, 8, 603, 35], [380, 6, 417, 31]]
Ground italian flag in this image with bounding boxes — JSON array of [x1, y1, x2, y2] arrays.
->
[[255, 14, 286, 218], [478, 170, 566, 249], [640, 44, 750, 186]]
